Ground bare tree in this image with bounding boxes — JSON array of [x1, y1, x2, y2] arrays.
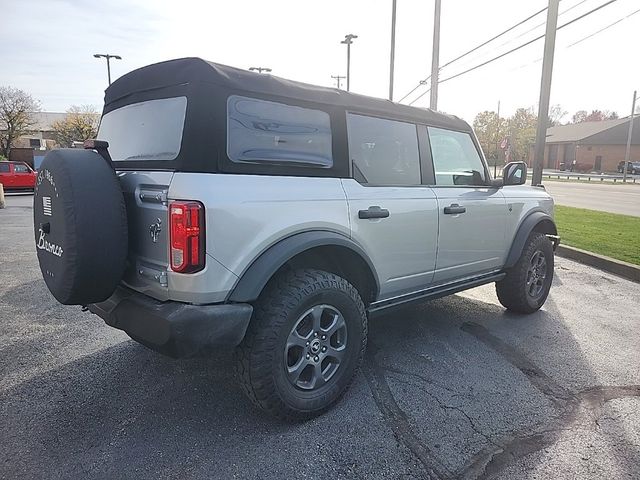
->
[[51, 105, 100, 147], [0, 86, 41, 157]]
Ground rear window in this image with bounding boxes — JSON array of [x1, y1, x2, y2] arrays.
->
[[227, 95, 333, 168], [97, 96, 187, 161], [0, 163, 9, 173]]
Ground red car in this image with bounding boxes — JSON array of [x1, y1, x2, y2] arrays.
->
[[0, 161, 37, 191]]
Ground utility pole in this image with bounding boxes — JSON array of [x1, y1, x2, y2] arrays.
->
[[341, 34, 358, 92], [249, 67, 272, 73], [494, 100, 501, 178], [531, 0, 560, 186], [331, 75, 346, 89], [623, 90, 637, 182], [429, 0, 442, 110], [389, 0, 397, 101], [93, 53, 122, 85]]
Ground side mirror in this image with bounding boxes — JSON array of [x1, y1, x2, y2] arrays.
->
[[503, 161, 527, 186]]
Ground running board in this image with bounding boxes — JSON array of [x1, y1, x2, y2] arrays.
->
[[367, 272, 506, 317]]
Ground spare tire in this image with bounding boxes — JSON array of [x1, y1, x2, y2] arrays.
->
[[33, 149, 128, 305]]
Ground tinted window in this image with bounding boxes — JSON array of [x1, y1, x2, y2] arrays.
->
[[98, 96, 187, 161], [428, 127, 486, 186], [0, 163, 9, 173], [227, 96, 332, 168], [13, 164, 30, 173], [347, 114, 420, 185]]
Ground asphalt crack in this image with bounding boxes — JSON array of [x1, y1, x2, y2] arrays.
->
[[459, 322, 640, 479], [364, 342, 455, 480]]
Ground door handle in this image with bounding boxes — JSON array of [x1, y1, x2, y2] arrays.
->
[[443, 204, 466, 215], [358, 206, 390, 219]]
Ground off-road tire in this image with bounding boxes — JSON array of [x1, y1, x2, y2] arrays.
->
[[496, 232, 554, 314], [235, 269, 367, 421]]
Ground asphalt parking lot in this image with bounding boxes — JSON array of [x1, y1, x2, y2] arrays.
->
[[1, 193, 639, 480]]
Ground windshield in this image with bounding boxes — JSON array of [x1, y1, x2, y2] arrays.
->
[[97, 96, 187, 161]]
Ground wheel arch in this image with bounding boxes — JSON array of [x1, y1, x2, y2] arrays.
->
[[504, 211, 558, 269], [227, 231, 380, 305]]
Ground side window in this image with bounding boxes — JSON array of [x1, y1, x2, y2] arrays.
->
[[13, 164, 30, 173], [227, 95, 333, 168], [347, 114, 421, 185], [428, 127, 486, 186], [0, 163, 9, 173]]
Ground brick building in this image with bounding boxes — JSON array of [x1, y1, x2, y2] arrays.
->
[[528, 116, 640, 173]]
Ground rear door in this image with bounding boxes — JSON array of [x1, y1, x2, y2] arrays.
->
[[117, 172, 173, 301], [0, 162, 11, 188], [97, 96, 188, 301], [12, 162, 34, 188], [427, 126, 506, 284], [342, 113, 439, 300]]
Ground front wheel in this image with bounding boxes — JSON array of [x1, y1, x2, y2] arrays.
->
[[235, 269, 367, 421], [496, 232, 554, 314]]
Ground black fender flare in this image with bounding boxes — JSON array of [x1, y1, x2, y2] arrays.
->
[[227, 231, 380, 303], [504, 211, 558, 269]]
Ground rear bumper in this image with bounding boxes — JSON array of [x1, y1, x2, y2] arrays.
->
[[88, 286, 253, 358]]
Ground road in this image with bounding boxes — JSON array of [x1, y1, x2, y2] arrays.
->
[[1, 195, 639, 480], [543, 181, 640, 217]]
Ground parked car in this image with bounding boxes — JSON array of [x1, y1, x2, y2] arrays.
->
[[0, 161, 37, 190], [617, 161, 640, 174], [33, 58, 559, 420]]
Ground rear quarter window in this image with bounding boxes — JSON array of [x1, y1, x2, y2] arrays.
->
[[227, 95, 333, 168], [97, 96, 187, 161]]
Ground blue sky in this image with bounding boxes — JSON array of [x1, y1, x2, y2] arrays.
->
[[2, 0, 639, 124]]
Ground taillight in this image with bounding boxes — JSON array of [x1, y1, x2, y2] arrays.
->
[[169, 201, 205, 273]]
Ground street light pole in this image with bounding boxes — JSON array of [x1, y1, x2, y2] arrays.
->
[[341, 34, 358, 92], [531, 0, 560, 186], [249, 67, 272, 73], [331, 75, 346, 89], [429, 0, 441, 110], [623, 90, 637, 183], [494, 100, 501, 178], [389, 0, 397, 101], [93, 53, 122, 85]]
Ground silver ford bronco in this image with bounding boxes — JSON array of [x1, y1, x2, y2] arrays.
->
[[33, 58, 559, 420]]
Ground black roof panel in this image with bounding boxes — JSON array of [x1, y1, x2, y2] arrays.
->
[[105, 57, 469, 131]]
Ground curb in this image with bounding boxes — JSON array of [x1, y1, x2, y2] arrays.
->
[[556, 244, 640, 284]]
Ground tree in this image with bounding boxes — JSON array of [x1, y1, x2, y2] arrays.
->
[[0, 86, 40, 157], [571, 109, 619, 123], [548, 104, 567, 126], [473, 110, 508, 165], [571, 110, 588, 124], [507, 108, 538, 162], [51, 105, 99, 147]]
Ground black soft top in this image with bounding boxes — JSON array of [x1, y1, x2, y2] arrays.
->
[[105, 57, 468, 130], [102, 57, 471, 174]]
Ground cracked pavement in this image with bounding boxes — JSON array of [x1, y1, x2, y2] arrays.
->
[[1, 193, 639, 479]]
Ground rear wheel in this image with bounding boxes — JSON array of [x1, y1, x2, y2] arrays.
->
[[235, 269, 367, 421], [496, 232, 554, 314]]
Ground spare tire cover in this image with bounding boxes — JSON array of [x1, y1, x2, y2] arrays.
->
[[33, 149, 128, 305]]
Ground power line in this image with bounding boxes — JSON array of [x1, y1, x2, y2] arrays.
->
[[448, 0, 590, 74], [489, 0, 589, 55], [398, 77, 430, 103], [436, 0, 620, 88], [408, 86, 431, 106], [508, 5, 640, 72], [440, 6, 547, 71], [567, 5, 640, 47], [399, 5, 548, 104], [400, 0, 591, 105]]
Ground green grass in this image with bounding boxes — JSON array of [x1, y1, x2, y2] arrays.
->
[[554, 205, 640, 265]]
